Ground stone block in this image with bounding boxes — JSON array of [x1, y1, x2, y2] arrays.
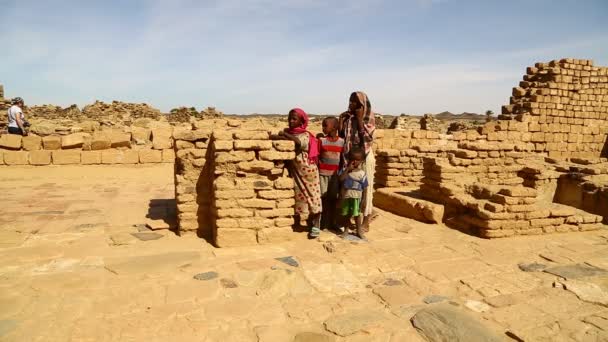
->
[[237, 160, 274, 172], [373, 188, 444, 223], [131, 127, 151, 142], [272, 140, 296, 151], [176, 141, 195, 150], [215, 189, 256, 199], [213, 140, 233, 151], [29, 150, 51, 165], [81, 151, 102, 164], [110, 132, 131, 148], [101, 150, 139, 164], [52, 150, 81, 164], [234, 140, 273, 150], [22, 135, 42, 151], [237, 218, 274, 229], [215, 150, 255, 163], [257, 227, 296, 244], [235, 178, 273, 189], [277, 198, 296, 208], [173, 128, 210, 142], [259, 150, 296, 161], [274, 177, 294, 189], [90, 132, 111, 150], [152, 128, 173, 149], [216, 208, 254, 218], [42, 135, 62, 150], [215, 228, 257, 248], [256, 208, 294, 218], [258, 190, 295, 199], [234, 131, 269, 140], [3, 151, 28, 165], [139, 149, 162, 163], [62, 133, 90, 149], [237, 199, 276, 209], [0, 134, 22, 150], [213, 130, 234, 140], [162, 149, 175, 163]]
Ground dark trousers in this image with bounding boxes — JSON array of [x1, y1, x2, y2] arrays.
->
[[8, 127, 23, 135]]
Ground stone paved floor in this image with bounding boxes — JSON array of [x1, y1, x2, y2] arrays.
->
[[0, 164, 607, 341]]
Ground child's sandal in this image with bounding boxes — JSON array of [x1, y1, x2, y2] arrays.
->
[[309, 227, 321, 239]]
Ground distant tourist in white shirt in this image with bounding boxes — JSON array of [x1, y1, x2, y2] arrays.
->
[[7, 97, 28, 136]]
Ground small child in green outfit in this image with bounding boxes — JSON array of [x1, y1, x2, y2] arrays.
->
[[338, 147, 368, 239]]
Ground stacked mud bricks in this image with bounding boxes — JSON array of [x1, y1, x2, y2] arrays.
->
[[374, 58, 607, 238], [174, 128, 298, 247], [419, 145, 603, 238], [375, 129, 454, 188], [0, 128, 175, 165], [500, 58, 608, 159]]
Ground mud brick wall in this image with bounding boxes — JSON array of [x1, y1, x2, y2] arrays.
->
[[496, 58, 608, 159], [174, 128, 298, 247], [0, 126, 176, 166], [172, 127, 213, 238], [419, 147, 603, 238], [374, 129, 455, 188]]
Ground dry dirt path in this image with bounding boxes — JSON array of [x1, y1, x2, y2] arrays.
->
[[0, 165, 607, 341]]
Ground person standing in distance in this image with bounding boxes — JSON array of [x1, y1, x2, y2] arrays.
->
[[7, 97, 28, 136]]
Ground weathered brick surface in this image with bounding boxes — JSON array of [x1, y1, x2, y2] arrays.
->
[[174, 129, 297, 246], [3, 151, 28, 165], [29, 150, 52, 165], [52, 150, 81, 164], [0, 134, 22, 150]]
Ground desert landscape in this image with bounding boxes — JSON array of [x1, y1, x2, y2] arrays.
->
[[0, 57, 607, 341]]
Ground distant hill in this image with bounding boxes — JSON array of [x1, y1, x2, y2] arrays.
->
[[434, 111, 485, 121]]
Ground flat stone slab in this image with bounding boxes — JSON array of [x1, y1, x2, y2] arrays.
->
[[557, 279, 608, 307], [109, 232, 137, 246], [518, 262, 547, 272], [193, 271, 218, 281], [373, 187, 444, 223], [275, 256, 299, 267], [324, 310, 385, 336], [423, 295, 449, 304], [544, 263, 608, 279], [411, 303, 503, 342], [104, 251, 200, 275], [130, 232, 164, 241], [146, 219, 173, 230], [294, 332, 336, 342]]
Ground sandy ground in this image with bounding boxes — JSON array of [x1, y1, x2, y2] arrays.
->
[[0, 164, 607, 341]]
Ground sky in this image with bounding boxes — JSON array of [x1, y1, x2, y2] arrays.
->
[[1, 0, 607, 115]]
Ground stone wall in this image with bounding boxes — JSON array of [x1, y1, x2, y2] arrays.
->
[[373, 58, 608, 238], [498, 58, 608, 159], [373, 129, 454, 188], [173, 127, 298, 247], [0, 126, 175, 166]]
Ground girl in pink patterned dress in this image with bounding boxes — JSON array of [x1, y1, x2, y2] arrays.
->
[[279, 108, 323, 238]]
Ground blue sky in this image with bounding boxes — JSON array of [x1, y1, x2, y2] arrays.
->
[[1, 0, 607, 115]]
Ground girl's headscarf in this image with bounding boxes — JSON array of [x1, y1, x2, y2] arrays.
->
[[288, 108, 319, 164], [340, 91, 376, 161]]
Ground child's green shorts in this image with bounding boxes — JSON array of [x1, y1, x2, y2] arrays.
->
[[341, 198, 361, 217]]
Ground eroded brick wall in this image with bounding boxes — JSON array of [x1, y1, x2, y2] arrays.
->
[[174, 128, 298, 247]]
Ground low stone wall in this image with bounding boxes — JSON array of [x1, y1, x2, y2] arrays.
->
[[0, 129, 175, 165], [373, 129, 454, 188], [173, 128, 298, 247]]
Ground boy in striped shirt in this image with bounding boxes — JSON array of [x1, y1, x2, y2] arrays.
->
[[318, 117, 345, 230]]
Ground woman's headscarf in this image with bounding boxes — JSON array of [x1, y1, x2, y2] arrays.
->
[[340, 91, 376, 162], [288, 108, 319, 164]]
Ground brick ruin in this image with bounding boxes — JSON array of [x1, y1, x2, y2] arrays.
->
[[1, 58, 607, 246], [374, 58, 608, 239]]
